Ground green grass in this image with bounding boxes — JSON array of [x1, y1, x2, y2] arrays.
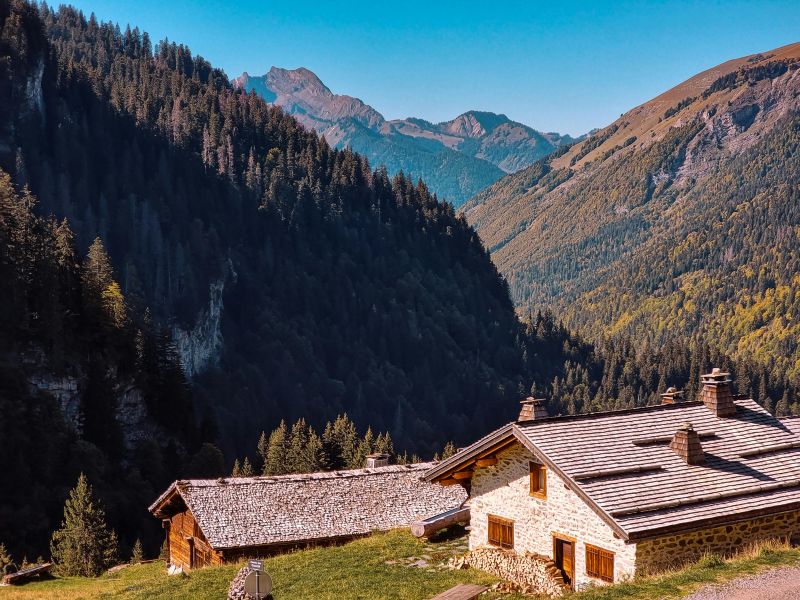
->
[[574, 542, 800, 599], [4, 534, 799, 600], [0, 529, 502, 600]]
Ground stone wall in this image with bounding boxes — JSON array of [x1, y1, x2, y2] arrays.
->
[[462, 546, 567, 597], [636, 510, 800, 575], [468, 443, 636, 590]]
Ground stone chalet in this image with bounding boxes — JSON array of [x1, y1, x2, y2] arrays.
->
[[149, 458, 466, 570], [424, 369, 800, 591]]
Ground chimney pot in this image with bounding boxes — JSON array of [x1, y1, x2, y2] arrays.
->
[[670, 422, 706, 465], [365, 453, 390, 468], [660, 387, 685, 404], [700, 368, 736, 417], [519, 397, 548, 422]]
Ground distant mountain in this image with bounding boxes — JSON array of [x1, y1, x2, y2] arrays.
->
[[465, 42, 800, 381], [234, 68, 576, 205]]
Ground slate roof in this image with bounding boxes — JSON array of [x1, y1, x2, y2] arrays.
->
[[426, 399, 800, 541], [781, 416, 800, 436], [150, 462, 466, 550]]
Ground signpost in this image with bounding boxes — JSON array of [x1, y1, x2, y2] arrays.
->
[[244, 560, 272, 600]]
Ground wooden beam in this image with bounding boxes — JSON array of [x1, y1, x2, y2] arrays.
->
[[452, 470, 473, 480], [475, 456, 497, 467], [440, 477, 461, 486], [411, 507, 470, 538]]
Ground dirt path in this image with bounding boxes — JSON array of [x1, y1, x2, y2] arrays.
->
[[685, 565, 800, 600]]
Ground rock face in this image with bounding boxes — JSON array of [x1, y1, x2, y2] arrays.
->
[[28, 371, 164, 451], [234, 68, 574, 205], [173, 278, 225, 378]]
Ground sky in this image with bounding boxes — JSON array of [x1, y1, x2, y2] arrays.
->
[[64, 1, 800, 136]]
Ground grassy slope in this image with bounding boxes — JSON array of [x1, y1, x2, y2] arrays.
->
[[3, 533, 799, 599], [0, 530, 500, 600]]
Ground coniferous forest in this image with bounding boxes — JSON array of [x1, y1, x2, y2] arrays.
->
[[2, 0, 799, 567]]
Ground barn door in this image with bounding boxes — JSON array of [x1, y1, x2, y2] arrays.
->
[[188, 537, 196, 569]]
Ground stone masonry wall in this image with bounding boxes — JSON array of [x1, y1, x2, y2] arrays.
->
[[469, 443, 636, 590], [636, 510, 800, 575]]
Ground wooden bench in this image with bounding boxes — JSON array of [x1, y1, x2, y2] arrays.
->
[[429, 583, 489, 600]]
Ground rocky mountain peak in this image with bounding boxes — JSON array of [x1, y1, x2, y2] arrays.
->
[[441, 111, 512, 137]]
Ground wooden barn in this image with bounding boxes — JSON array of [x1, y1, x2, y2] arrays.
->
[[149, 460, 466, 570]]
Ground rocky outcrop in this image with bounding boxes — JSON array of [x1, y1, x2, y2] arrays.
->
[[456, 546, 567, 597], [28, 373, 81, 431], [173, 278, 225, 378], [28, 371, 165, 451]]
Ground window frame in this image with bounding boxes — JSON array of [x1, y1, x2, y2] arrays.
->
[[529, 461, 547, 498], [585, 543, 615, 583], [487, 514, 514, 550]]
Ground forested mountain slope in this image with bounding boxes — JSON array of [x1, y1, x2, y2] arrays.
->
[[466, 43, 800, 382], [1, 1, 559, 462], [235, 68, 574, 205]]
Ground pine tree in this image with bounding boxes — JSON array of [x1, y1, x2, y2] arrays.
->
[[287, 418, 310, 473], [256, 431, 269, 473], [441, 441, 457, 460], [231, 459, 242, 477], [0, 543, 12, 571], [50, 474, 119, 576], [131, 538, 144, 563], [263, 421, 288, 475], [240, 456, 254, 477]]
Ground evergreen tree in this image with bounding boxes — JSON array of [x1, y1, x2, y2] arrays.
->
[[231, 459, 241, 477], [130, 538, 144, 563], [50, 474, 119, 577], [240, 456, 254, 477], [263, 421, 288, 475]]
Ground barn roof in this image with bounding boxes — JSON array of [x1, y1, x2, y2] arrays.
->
[[425, 399, 800, 541], [149, 462, 466, 550]]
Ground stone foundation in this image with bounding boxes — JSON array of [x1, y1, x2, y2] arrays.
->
[[636, 510, 800, 575], [463, 546, 567, 597]]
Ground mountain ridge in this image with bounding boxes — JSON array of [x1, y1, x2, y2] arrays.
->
[[465, 41, 800, 381], [235, 67, 577, 204]]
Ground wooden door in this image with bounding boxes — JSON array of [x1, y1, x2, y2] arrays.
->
[[554, 536, 575, 589]]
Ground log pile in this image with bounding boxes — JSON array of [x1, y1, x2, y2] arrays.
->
[[449, 547, 567, 597]]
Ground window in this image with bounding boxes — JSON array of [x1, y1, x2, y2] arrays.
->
[[487, 515, 514, 549], [530, 462, 547, 498], [586, 544, 615, 582]]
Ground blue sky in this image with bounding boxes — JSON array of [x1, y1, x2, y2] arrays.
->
[[65, 1, 799, 135]]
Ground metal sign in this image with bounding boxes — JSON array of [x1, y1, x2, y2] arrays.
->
[[244, 568, 272, 599], [248, 559, 264, 571]]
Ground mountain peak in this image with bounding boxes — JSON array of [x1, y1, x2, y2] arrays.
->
[[441, 111, 512, 138], [266, 66, 333, 97]]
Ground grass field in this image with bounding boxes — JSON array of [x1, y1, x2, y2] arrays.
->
[[2, 533, 799, 600], [0, 529, 503, 600]]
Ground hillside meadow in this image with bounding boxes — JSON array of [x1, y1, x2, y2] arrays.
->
[[2, 531, 800, 600]]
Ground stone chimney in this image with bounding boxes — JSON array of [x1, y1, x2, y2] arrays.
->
[[518, 397, 548, 422], [700, 368, 736, 417], [365, 453, 390, 468], [660, 387, 685, 404], [670, 422, 706, 465]]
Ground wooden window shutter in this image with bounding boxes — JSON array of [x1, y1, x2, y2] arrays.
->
[[529, 462, 547, 498], [586, 544, 614, 582], [487, 515, 514, 550]]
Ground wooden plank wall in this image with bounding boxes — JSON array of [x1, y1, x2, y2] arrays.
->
[[168, 509, 222, 569]]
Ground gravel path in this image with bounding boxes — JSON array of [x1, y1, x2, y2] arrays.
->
[[685, 565, 800, 600]]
